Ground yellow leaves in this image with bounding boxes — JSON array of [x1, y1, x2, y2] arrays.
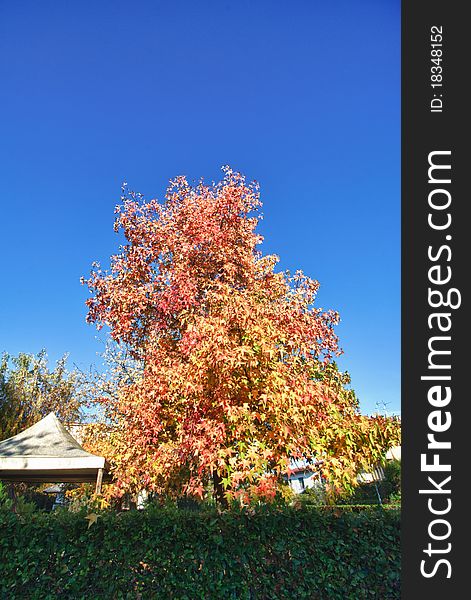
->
[[92, 494, 110, 510], [85, 513, 100, 529]]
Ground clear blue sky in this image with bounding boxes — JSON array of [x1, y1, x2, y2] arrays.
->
[[0, 1, 400, 415]]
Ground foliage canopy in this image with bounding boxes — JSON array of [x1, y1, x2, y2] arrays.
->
[[0, 350, 83, 441], [83, 168, 400, 503]]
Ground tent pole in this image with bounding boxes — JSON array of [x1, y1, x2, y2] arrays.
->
[[95, 468, 104, 495]]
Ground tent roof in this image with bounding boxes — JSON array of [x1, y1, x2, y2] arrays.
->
[[0, 413, 108, 483]]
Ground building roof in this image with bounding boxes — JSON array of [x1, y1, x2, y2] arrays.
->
[[385, 445, 401, 461], [0, 412, 107, 483]]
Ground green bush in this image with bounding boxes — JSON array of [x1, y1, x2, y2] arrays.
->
[[0, 505, 400, 599], [0, 482, 39, 517], [337, 460, 402, 506]]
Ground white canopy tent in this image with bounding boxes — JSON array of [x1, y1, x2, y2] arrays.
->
[[0, 412, 109, 493]]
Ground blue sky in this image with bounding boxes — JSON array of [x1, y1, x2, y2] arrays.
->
[[0, 0, 400, 415]]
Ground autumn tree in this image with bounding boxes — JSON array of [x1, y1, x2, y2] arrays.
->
[[0, 350, 84, 441], [83, 168, 400, 504]]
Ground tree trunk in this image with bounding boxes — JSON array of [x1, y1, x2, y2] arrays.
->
[[212, 471, 228, 508], [7, 483, 18, 513]]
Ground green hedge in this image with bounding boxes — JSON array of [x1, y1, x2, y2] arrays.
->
[[0, 506, 400, 599]]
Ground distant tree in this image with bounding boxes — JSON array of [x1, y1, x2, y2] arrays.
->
[[83, 167, 400, 505], [0, 350, 83, 440]]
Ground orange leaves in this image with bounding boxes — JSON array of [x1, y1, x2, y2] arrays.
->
[[83, 168, 400, 503]]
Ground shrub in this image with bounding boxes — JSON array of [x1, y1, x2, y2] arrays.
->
[[337, 460, 401, 506], [0, 505, 400, 599]]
